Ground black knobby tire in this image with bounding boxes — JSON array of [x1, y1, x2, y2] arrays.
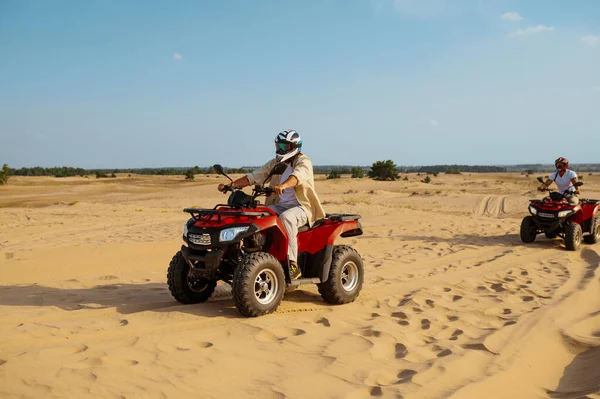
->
[[564, 222, 583, 251], [167, 251, 217, 304], [583, 216, 600, 244], [318, 245, 364, 305], [520, 216, 537, 243], [232, 252, 285, 317]]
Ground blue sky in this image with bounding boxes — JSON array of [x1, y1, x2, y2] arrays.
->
[[1, 0, 599, 168]]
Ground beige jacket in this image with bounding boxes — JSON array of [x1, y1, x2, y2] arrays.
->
[[246, 154, 326, 226]]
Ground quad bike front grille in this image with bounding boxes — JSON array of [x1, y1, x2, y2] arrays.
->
[[188, 233, 211, 246], [532, 217, 561, 232]]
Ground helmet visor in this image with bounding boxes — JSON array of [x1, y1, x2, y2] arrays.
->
[[276, 142, 291, 155], [555, 162, 566, 169]]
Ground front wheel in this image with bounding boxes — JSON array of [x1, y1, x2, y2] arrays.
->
[[520, 216, 537, 243], [318, 245, 364, 305], [583, 216, 600, 244], [565, 222, 583, 251], [167, 251, 217, 304], [232, 252, 285, 317]]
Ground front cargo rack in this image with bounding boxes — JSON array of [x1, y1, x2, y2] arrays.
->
[[183, 208, 271, 222]]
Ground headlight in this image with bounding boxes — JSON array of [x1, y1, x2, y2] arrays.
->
[[184, 223, 189, 236], [558, 210, 573, 218], [529, 206, 537, 215], [219, 226, 249, 242]]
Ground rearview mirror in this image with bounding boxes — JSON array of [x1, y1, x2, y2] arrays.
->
[[537, 177, 544, 183], [213, 164, 233, 183], [263, 162, 288, 185], [271, 163, 288, 176], [213, 164, 225, 175]]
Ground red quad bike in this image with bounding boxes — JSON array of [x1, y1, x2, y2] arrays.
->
[[520, 177, 600, 251], [167, 163, 365, 317]]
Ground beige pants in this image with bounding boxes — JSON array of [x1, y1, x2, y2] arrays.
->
[[269, 204, 308, 262], [567, 195, 580, 205]]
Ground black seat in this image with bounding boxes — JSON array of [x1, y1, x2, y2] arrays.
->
[[298, 218, 328, 233]]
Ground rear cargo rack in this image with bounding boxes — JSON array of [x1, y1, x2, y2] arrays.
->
[[325, 213, 361, 221], [581, 199, 600, 204]]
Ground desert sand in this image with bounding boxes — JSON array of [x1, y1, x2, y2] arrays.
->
[[1, 172, 599, 399]]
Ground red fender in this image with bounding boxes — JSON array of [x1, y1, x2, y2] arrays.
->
[[298, 219, 362, 254]]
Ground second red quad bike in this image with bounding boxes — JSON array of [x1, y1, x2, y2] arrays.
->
[[520, 177, 600, 250], [167, 163, 364, 317]]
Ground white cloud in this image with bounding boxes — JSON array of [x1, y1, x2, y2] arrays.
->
[[500, 12, 523, 21], [173, 53, 183, 61], [581, 35, 600, 47], [507, 25, 554, 38], [429, 119, 439, 127]]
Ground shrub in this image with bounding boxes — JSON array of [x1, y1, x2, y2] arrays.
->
[[351, 167, 364, 179], [0, 164, 11, 185], [446, 169, 461, 175], [185, 169, 195, 180], [368, 160, 399, 181], [422, 176, 431, 184], [327, 170, 341, 179], [403, 176, 409, 181], [432, 172, 438, 177], [110, 173, 117, 178], [95, 172, 109, 178]]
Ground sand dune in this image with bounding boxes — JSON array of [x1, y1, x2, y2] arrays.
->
[[1, 173, 599, 398]]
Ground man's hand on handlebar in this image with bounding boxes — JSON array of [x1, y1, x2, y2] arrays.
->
[[253, 186, 275, 196], [273, 185, 286, 195], [218, 184, 232, 193]]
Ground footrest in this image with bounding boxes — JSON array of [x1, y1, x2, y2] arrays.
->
[[289, 278, 321, 286]]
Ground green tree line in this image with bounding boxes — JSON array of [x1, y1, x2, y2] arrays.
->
[[9, 162, 596, 181]]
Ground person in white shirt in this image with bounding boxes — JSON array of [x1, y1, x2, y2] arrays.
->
[[538, 157, 580, 204], [217, 129, 325, 280]]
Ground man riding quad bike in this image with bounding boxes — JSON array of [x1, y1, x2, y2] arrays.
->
[[167, 131, 365, 317], [520, 176, 600, 251]]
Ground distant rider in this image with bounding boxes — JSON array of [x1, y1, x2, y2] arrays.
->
[[217, 130, 325, 279], [538, 157, 580, 204]]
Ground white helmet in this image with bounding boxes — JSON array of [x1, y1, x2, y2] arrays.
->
[[275, 129, 302, 163]]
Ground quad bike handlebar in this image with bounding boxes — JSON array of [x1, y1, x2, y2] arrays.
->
[[219, 184, 278, 196], [215, 162, 288, 200], [535, 176, 583, 200]]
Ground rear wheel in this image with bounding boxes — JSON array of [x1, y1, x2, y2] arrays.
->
[[167, 251, 217, 304], [318, 245, 364, 305], [565, 223, 583, 251], [232, 252, 285, 317], [520, 216, 537, 243], [583, 216, 600, 244]]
